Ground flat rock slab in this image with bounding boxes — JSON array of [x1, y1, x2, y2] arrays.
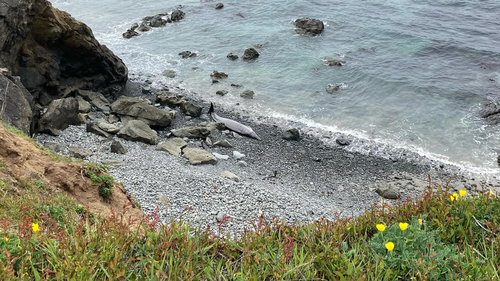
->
[[220, 171, 239, 182], [111, 96, 175, 127], [156, 138, 187, 156], [117, 120, 158, 144], [182, 148, 217, 165], [171, 126, 211, 139], [78, 90, 111, 112]]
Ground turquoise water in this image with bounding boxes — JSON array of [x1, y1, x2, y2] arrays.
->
[[52, 0, 500, 173]]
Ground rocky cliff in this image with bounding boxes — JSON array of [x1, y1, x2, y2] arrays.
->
[[0, 0, 128, 133]]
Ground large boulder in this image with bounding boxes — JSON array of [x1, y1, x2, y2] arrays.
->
[[38, 97, 81, 135], [294, 18, 324, 36], [0, 72, 33, 134], [0, 0, 127, 133], [171, 126, 211, 139], [111, 96, 175, 127], [171, 10, 185, 22], [117, 120, 158, 144], [242, 48, 259, 61]]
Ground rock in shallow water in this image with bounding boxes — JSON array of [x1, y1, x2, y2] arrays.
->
[[294, 18, 324, 36], [215, 3, 224, 9], [211, 71, 228, 79], [240, 90, 255, 99], [242, 48, 259, 61]]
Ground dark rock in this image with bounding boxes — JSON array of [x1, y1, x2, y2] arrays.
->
[[77, 90, 110, 112], [323, 57, 346, 66], [216, 90, 228, 96], [282, 128, 300, 141], [240, 90, 255, 99], [230, 83, 242, 88], [181, 101, 202, 117], [212, 79, 219, 84], [326, 83, 346, 93], [130, 23, 139, 30], [210, 71, 228, 79], [215, 3, 224, 9], [138, 22, 151, 32], [171, 10, 185, 22], [0, 0, 128, 102], [117, 120, 158, 144], [294, 18, 324, 36], [171, 126, 211, 139], [486, 114, 500, 125], [110, 139, 128, 154], [150, 15, 168, 27], [86, 122, 111, 138], [123, 29, 139, 39], [376, 186, 400, 200], [242, 48, 259, 61], [111, 96, 175, 127], [179, 51, 197, 58], [69, 146, 91, 159], [38, 97, 81, 135], [336, 136, 350, 146], [0, 73, 33, 134], [227, 52, 238, 60], [479, 102, 500, 118]]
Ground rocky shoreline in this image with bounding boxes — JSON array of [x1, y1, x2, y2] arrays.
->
[[35, 76, 500, 234]]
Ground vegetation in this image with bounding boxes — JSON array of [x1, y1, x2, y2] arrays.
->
[[84, 166, 114, 200], [0, 182, 498, 280]]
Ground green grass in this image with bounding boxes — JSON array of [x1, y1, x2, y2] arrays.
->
[[0, 185, 499, 280]]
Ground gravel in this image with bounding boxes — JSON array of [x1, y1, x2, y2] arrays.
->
[[35, 81, 500, 236]]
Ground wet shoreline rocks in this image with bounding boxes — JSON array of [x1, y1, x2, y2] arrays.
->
[[123, 9, 185, 39], [294, 18, 324, 36]]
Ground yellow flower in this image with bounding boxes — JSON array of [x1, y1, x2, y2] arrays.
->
[[418, 219, 423, 225], [385, 242, 395, 252], [459, 190, 466, 197], [452, 193, 458, 200], [489, 189, 495, 196], [450, 195, 455, 201], [3, 237, 8, 242], [399, 222, 409, 231], [376, 224, 386, 232], [31, 223, 40, 233]]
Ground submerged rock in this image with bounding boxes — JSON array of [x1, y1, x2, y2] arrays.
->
[[215, 3, 224, 9], [162, 70, 177, 78], [179, 51, 197, 58], [294, 18, 324, 36], [242, 48, 259, 61], [210, 71, 228, 79], [326, 83, 346, 93], [216, 90, 228, 96], [227, 52, 238, 60], [240, 90, 255, 99], [123, 29, 139, 39], [323, 56, 346, 66]]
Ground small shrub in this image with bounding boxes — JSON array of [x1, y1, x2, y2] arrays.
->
[[0, 178, 7, 190], [31, 179, 45, 190], [99, 187, 112, 199], [84, 168, 114, 199]]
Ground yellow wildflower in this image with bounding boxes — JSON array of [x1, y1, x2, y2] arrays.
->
[[459, 190, 466, 197], [450, 195, 455, 201], [3, 237, 8, 242], [385, 242, 395, 252], [399, 222, 409, 231], [489, 189, 495, 196], [376, 224, 386, 232], [452, 193, 458, 200], [32, 223, 40, 233], [418, 218, 423, 225]]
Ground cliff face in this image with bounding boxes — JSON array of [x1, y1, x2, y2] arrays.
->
[[0, 0, 128, 133]]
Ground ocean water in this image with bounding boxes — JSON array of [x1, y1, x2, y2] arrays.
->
[[52, 0, 500, 174]]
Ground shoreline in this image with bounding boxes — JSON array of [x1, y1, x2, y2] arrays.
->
[[35, 76, 500, 234]]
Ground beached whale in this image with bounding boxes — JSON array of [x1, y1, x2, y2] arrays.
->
[[208, 103, 261, 140]]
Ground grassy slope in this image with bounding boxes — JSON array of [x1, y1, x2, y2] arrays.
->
[[1, 124, 499, 280]]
